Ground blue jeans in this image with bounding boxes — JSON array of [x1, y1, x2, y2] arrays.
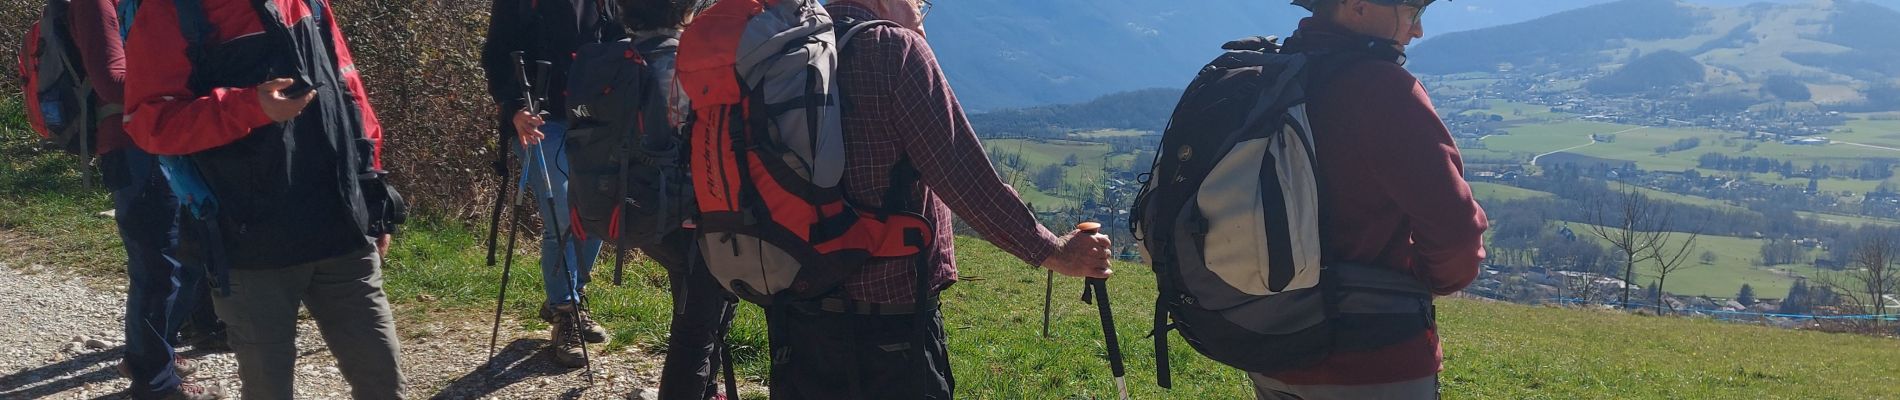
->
[[521, 121, 605, 305], [111, 147, 193, 399]]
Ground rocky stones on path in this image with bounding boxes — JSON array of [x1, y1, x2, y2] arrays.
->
[[632, 387, 660, 400], [84, 338, 113, 350]]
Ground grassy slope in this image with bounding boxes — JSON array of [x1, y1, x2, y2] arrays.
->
[[7, 142, 1900, 397], [9, 101, 1900, 397], [1440, 299, 1900, 399]]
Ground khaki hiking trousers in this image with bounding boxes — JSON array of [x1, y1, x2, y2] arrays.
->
[[211, 243, 403, 399]]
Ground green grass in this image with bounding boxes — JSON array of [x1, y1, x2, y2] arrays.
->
[[1613, 182, 1751, 214], [1455, 99, 1560, 123], [1568, 222, 1810, 298], [1440, 299, 1900, 399], [1795, 210, 1900, 228], [1069, 129, 1151, 139], [1479, 117, 1896, 195], [1830, 114, 1900, 149], [985, 138, 1134, 210], [1469, 182, 1555, 203], [0, 105, 122, 271]]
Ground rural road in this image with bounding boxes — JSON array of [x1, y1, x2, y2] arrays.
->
[[1529, 126, 1647, 165], [1833, 140, 1900, 153], [0, 257, 677, 399]]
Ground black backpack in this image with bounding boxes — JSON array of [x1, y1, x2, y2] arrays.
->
[[564, 35, 692, 278], [1130, 36, 1435, 384]]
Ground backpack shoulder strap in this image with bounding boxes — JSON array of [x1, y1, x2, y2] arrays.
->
[[117, 0, 214, 46], [834, 17, 898, 49], [176, 0, 211, 48]]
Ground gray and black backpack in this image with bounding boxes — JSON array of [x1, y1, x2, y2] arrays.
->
[[565, 34, 693, 284], [1130, 35, 1435, 385]]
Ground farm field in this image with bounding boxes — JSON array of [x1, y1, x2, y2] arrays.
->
[[1568, 222, 1817, 298], [1470, 182, 1555, 202]]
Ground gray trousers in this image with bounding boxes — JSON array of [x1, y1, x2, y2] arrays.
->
[[1251, 373, 1438, 400], [212, 245, 404, 399]]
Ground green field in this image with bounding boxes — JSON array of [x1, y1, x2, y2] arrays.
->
[[1797, 210, 1900, 228], [1568, 222, 1814, 298], [1456, 99, 1561, 123], [1831, 114, 1900, 149], [1470, 182, 1555, 203], [1069, 129, 1152, 139], [1468, 116, 1898, 195], [1439, 299, 1900, 399], [985, 138, 1136, 211]]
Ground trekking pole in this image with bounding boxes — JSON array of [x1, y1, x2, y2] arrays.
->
[[489, 170, 528, 360], [490, 51, 540, 360], [1076, 222, 1128, 400], [527, 59, 596, 384], [1042, 269, 1054, 338], [486, 127, 514, 266]]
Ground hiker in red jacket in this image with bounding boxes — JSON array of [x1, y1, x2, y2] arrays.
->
[[124, 1, 405, 398], [71, 0, 222, 398], [1255, 0, 1488, 399]]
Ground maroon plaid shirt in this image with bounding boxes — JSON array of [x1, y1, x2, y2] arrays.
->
[[830, 4, 1062, 304]]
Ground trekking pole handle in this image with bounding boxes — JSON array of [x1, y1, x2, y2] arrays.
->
[[509, 51, 536, 114], [532, 60, 554, 117], [1077, 222, 1129, 400]]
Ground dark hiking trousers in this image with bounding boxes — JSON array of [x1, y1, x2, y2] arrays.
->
[[645, 231, 739, 400], [765, 304, 953, 400], [108, 147, 187, 400]]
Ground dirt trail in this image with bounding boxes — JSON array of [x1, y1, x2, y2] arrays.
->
[[0, 254, 673, 399]]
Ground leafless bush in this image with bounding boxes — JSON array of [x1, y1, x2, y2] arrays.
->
[[335, 1, 504, 221], [5, 0, 509, 222]]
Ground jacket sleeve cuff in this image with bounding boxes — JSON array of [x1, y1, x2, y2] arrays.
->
[[1025, 226, 1064, 267], [225, 87, 277, 129]]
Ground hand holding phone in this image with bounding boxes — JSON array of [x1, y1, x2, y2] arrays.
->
[[258, 78, 318, 123]]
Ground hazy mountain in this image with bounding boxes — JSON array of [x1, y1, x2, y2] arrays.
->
[[924, 0, 1900, 111], [1409, 0, 1900, 104], [967, 88, 1180, 138], [1586, 50, 1708, 94]]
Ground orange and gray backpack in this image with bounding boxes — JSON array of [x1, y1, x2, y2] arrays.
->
[[678, 0, 931, 305], [17, 0, 113, 186]]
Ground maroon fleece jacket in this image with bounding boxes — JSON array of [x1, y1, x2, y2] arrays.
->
[[1265, 18, 1490, 386], [68, 0, 128, 155]]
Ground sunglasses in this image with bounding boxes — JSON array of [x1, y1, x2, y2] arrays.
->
[[920, 0, 934, 17]]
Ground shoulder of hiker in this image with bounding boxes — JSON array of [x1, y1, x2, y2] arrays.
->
[[1329, 60, 1420, 100]]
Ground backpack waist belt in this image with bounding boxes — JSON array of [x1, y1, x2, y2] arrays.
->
[[803, 293, 941, 316]]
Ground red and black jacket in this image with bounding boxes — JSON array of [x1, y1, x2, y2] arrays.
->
[[124, 0, 389, 269]]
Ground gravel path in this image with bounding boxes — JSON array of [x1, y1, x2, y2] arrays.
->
[[0, 257, 676, 399]]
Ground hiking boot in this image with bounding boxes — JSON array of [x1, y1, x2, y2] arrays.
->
[[541, 303, 609, 344], [546, 313, 590, 368], [116, 357, 198, 379], [159, 382, 224, 400]]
